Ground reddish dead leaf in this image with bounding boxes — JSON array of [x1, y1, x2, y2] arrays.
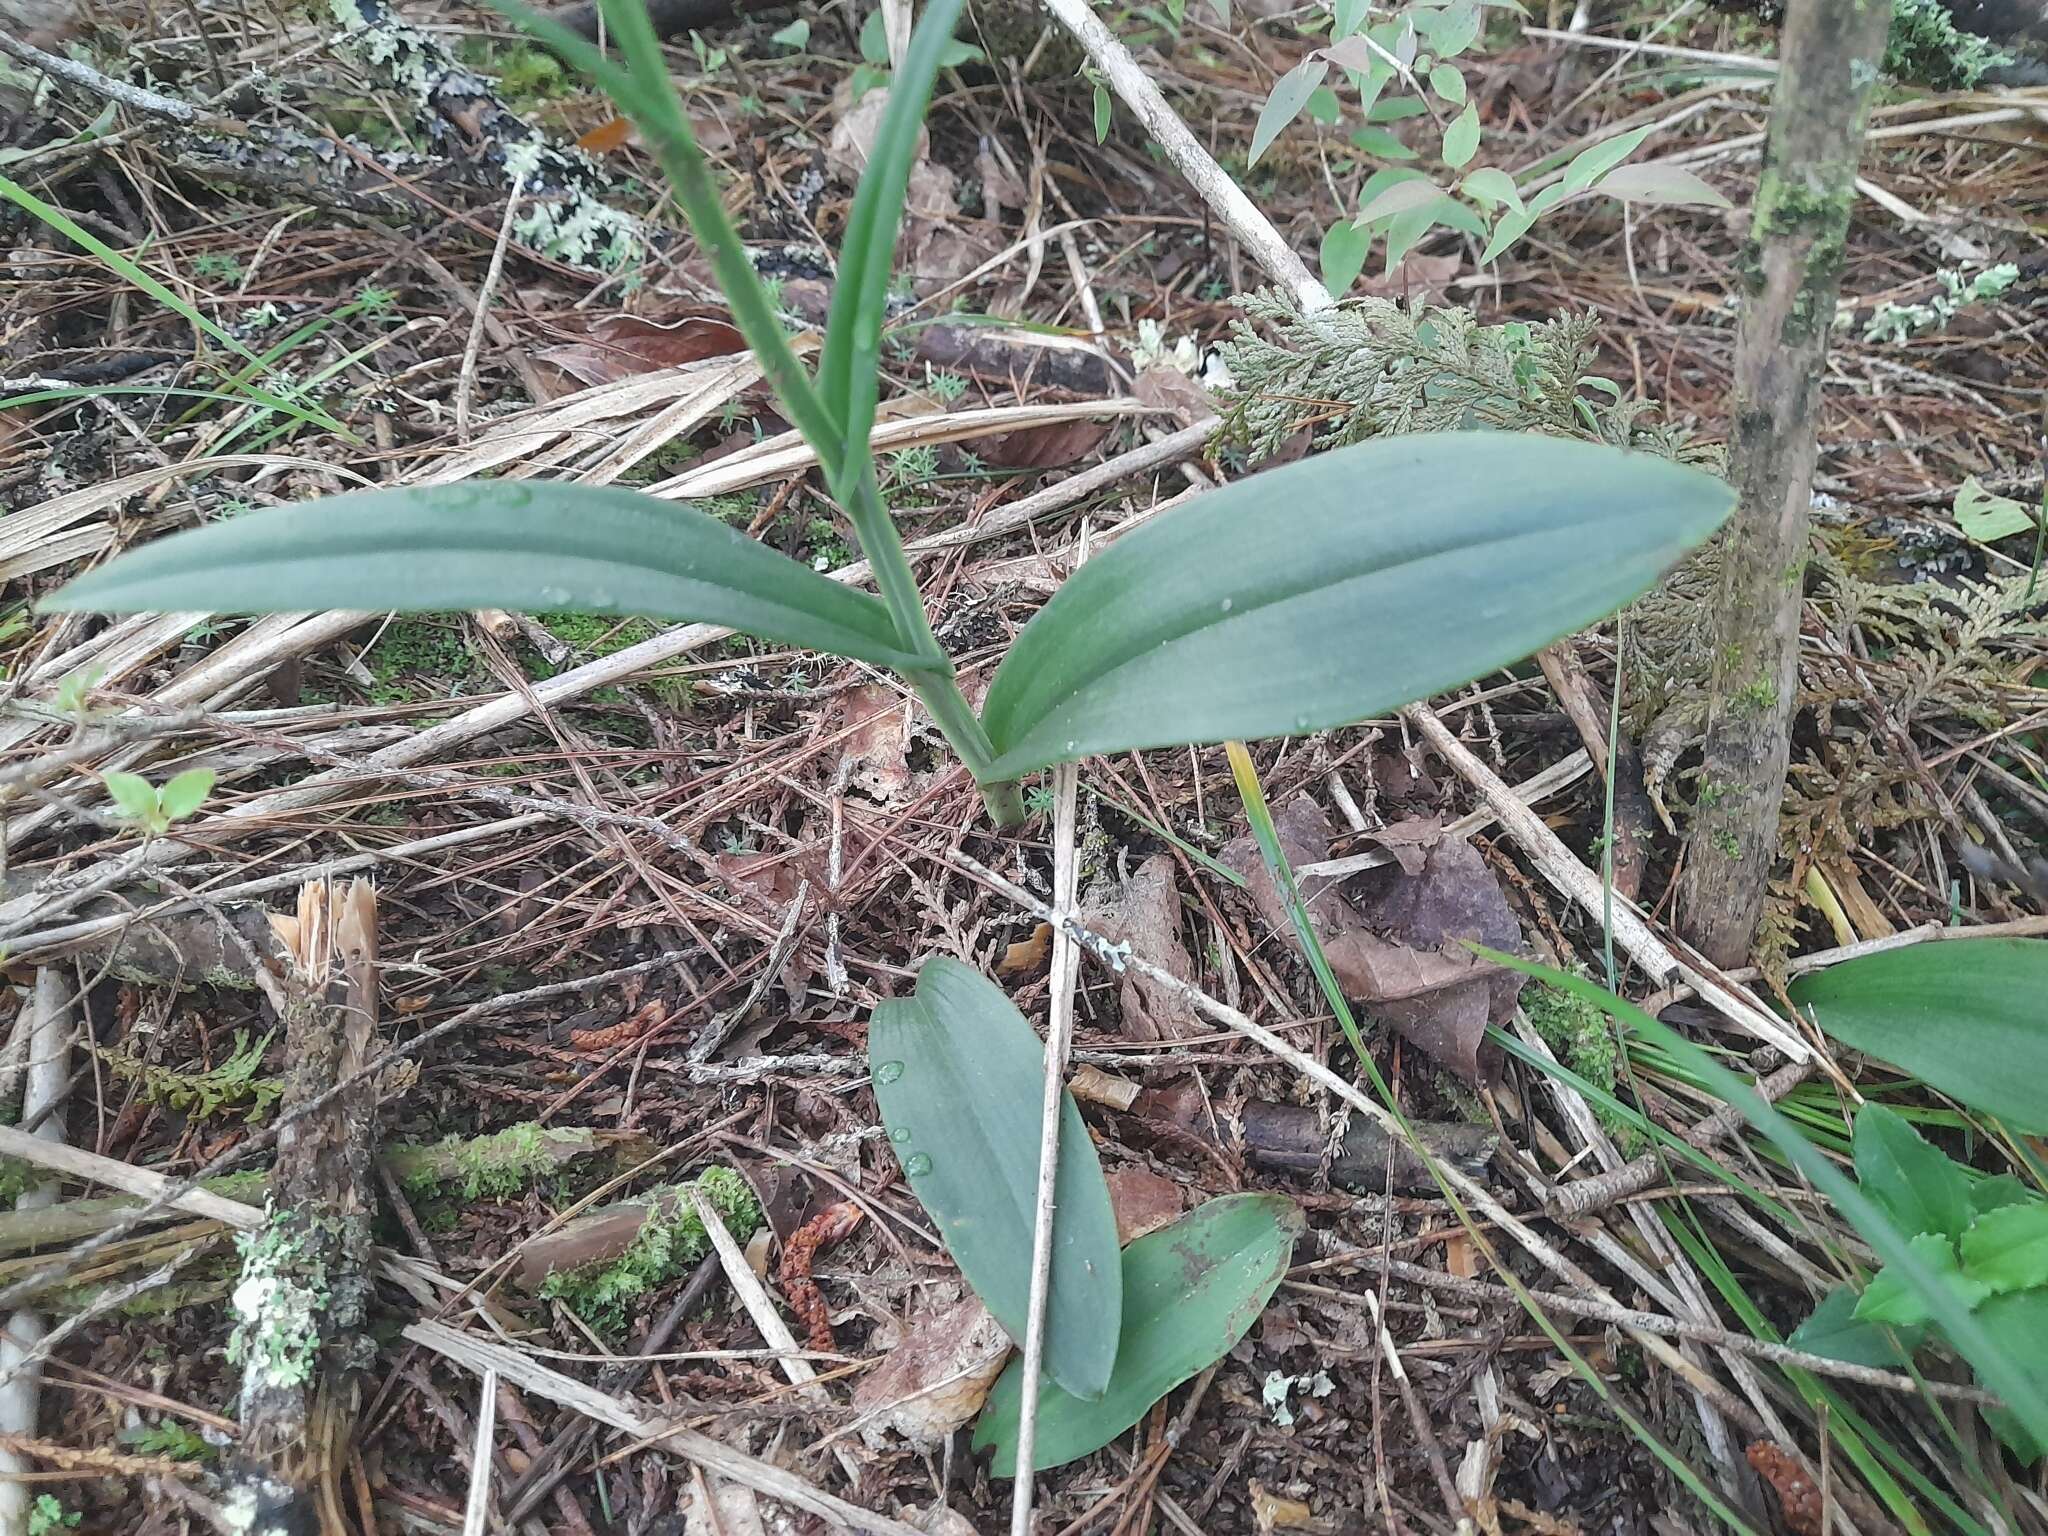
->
[[570, 999, 666, 1053], [576, 115, 636, 154], [1106, 1167, 1184, 1244], [1079, 851, 1197, 1040], [1133, 365, 1217, 428], [778, 1200, 865, 1353], [1445, 1230, 1480, 1279], [997, 922, 1051, 976], [1356, 252, 1462, 303], [1359, 815, 1441, 876], [977, 416, 1111, 471], [536, 310, 746, 387], [851, 1295, 1012, 1447], [1747, 1443, 1823, 1536]]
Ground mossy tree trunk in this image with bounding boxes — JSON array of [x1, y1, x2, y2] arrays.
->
[[1676, 0, 1890, 968]]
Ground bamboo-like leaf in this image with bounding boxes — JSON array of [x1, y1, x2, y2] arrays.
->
[[973, 1194, 1304, 1474], [977, 432, 1732, 779], [816, 0, 969, 479], [867, 957, 1121, 1401], [1788, 939, 2048, 1131], [42, 483, 930, 671]]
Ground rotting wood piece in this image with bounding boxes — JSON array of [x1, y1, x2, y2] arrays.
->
[[1236, 1102, 1497, 1195], [222, 879, 378, 1536]]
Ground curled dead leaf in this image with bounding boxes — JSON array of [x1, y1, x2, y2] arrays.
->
[[536, 310, 746, 387], [1080, 851, 1197, 1040], [852, 1296, 1013, 1447], [997, 922, 1052, 976]]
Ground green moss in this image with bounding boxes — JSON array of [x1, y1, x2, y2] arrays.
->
[[538, 1165, 760, 1333], [457, 39, 572, 109], [365, 619, 478, 704], [1526, 980, 1642, 1152], [1885, 0, 2013, 87], [1714, 828, 1743, 858], [1733, 676, 1778, 714], [395, 1123, 566, 1201]]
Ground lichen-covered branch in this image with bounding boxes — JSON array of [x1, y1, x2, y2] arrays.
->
[[1676, 0, 1890, 967], [222, 880, 379, 1536]]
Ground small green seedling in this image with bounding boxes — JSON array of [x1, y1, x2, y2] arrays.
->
[[27, 1495, 78, 1536], [102, 767, 216, 839]]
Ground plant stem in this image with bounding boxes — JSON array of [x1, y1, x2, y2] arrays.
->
[[909, 668, 1027, 828]]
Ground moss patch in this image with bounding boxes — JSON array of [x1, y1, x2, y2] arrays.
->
[[539, 1165, 760, 1333], [1526, 980, 1644, 1153]]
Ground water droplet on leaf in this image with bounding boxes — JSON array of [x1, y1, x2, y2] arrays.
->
[[903, 1152, 933, 1176], [890, 1126, 912, 1143], [1218, 597, 1234, 613], [873, 1060, 905, 1085]]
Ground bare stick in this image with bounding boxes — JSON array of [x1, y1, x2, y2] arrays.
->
[[0, 972, 72, 1536], [1676, 0, 1890, 965], [1010, 760, 1081, 1532]]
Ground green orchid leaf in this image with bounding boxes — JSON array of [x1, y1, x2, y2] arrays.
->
[[974, 1193, 1304, 1474], [817, 0, 969, 476], [42, 483, 930, 673], [977, 432, 1732, 779], [1789, 939, 2048, 1132], [867, 957, 1121, 1401], [1853, 1105, 1972, 1243]]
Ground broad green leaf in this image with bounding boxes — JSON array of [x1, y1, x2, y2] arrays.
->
[[1855, 1233, 1987, 1327], [1350, 125, 1420, 160], [1461, 166, 1523, 212], [1973, 1175, 2034, 1215], [1479, 205, 1537, 263], [1980, 1291, 2048, 1464], [1249, 58, 1330, 168], [1306, 85, 1342, 124], [1320, 218, 1370, 296], [1561, 124, 1655, 193], [1428, 62, 1467, 102], [42, 484, 931, 673], [1368, 96, 1429, 123], [977, 433, 1732, 779], [819, 0, 970, 480], [1954, 475, 2037, 542], [1418, 0, 1482, 57], [1441, 103, 1481, 168], [102, 771, 160, 823], [867, 957, 1120, 1401], [1789, 939, 2048, 1131], [1353, 176, 1447, 227], [157, 768, 216, 823], [1333, 0, 1368, 39], [1853, 1105, 1971, 1242], [1788, 1284, 1921, 1367], [1476, 949, 2048, 1454], [858, 9, 889, 64], [1595, 162, 1731, 209], [1960, 1203, 2048, 1295], [771, 18, 809, 48], [974, 1194, 1303, 1473], [1093, 83, 1112, 143]]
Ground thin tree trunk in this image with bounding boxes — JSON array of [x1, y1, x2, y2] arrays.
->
[[1676, 0, 1889, 967]]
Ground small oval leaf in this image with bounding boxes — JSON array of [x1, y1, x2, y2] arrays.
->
[[41, 483, 932, 673], [1440, 102, 1480, 168], [978, 433, 1733, 779], [973, 1193, 1304, 1474], [1853, 1104, 1972, 1242], [1789, 939, 2048, 1132], [1249, 58, 1330, 168], [869, 957, 1121, 1401]]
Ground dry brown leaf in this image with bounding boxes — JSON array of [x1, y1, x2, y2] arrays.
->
[[1250, 1481, 1318, 1534], [1134, 365, 1217, 427], [535, 310, 745, 387], [1079, 851, 1197, 1040], [1224, 796, 1517, 1084], [836, 682, 915, 802], [996, 922, 1051, 976], [852, 1296, 1013, 1447], [1106, 1167, 1184, 1245], [977, 416, 1112, 471]]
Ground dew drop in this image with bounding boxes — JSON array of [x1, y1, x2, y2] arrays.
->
[[1064, 740, 1077, 753], [1218, 597, 1234, 613], [903, 1152, 933, 1177], [873, 1060, 906, 1085], [890, 1126, 913, 1144], [1295, 713, 1312, 731]]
